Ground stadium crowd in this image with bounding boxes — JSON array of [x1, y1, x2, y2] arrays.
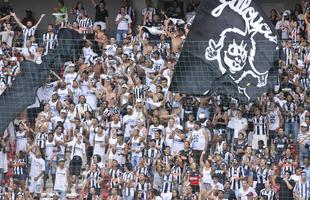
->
[[0, 0, 309, 199]]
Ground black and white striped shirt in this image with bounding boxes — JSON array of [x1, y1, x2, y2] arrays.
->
[[123, 171, 135, 197], [136, 181, 149, 199], [133, 84, 147, 100], [254, 115, 268, 135], [256, 167, 269, 185], [87, 170, 102, 188], [43, 32, 57, 55], [283, 102, 298, 123], [22, 25, 36, 46], [293, 181, 310, 199], [171, 166, 182, 185], [134, 165, 148, 176], [144, 147, 160, 167], [77, 17, 93, 35], [109, 168, 122, 188], [36, 132, 47, 149], [229, 166, 243, 190], [259, 188, 276, 200], [283, 47, 292, 65], [13, 158, 25, 175], [299, 76, 310, 91], [162, 173, 173, 193], [162, 155, 172, 166]]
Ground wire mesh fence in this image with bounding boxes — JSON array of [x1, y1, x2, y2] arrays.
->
[[0, 34, 309, 199]]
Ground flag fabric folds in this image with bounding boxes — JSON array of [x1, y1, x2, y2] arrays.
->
[[169, 0, 280, 102], [0, 28, 82, 135]]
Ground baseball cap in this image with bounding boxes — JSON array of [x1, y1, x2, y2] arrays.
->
[[175, 124, 183, 130], [9, 57, 17, 62], [301, 122, 308, 127], [127, 105, 133, 110], [58, 158, 65, 163], [122, 84, 128, 88], [136, 99, 143, 103], [60, 109, 67, 113], [199, 113, 206, 119]]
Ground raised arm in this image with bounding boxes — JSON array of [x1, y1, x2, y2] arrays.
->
[[90, 0, 97, 7], [34, 14, 46, 28], [0, 15, 11, 22], [10, 12, 24, 28]]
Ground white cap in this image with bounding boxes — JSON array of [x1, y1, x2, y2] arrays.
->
[[127, 105, 133, 110], [176, 124, 183, 130], [199, 113, 206, 119], [136, 99, 143, 103], [301, 122, 308, 127], [60, 109, 67, 113], [10, 57, 17, 62], [122, 84, 128, 88]]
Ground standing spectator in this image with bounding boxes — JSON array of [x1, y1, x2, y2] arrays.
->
[[267, 102, 283, 145], [238, 179, 257, 200], [91, 0, 109, 32], [120, 0, 136, 28], [259, 180, 276, 200], [252, 108, 268, 150], [0, 138, 7, 187], [53, 0, 68, 28], [27, 147, 45, 198], [166, 0, 183, 19], [297, 122, 310, 167], [0, 23, 14, 47], [275, 171, 296, 200], [43, 24, 57, 55], [115, 7, 132, 43], [77, 8, 93, 37], [68, 134, 86, 190], [275, 12, 290, 40], [293, 171, 310, 199], [54, 158, 70, 200], [189, 121, 208, 162], [10, 12, 45, 47], [283, 94, 299, 140], [141, 0, 156, 21]]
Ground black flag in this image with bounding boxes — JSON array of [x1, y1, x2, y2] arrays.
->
[[0, 28, 82, 134], [169, 0, 280, 102]]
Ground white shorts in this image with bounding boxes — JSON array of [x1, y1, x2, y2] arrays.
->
[[29, 177, 43, 193], [94, 21, 106, 30]]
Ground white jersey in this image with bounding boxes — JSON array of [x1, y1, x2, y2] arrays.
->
[[108, 136, 117, 160], [54, 133, 65, 155], [171, 134, 184, 155], [64, 72, 77, 86], [131, 136, 142, 157], [54, 167, 68, 191], [93, 133, 106, 157], [57, 87, 69, 104], [29, 154, 45, 179], [164, 125, 175, 147], [16, 131, 27, 152], [45, 139, 57, 161], [89, 126, 98, 147], [191, 129, 206, 150], [123, 114, 137, 138], [84, 88, 97, 110], [69, 141, 86, 160], [48, 99, 59, 117], [115, 142, 126, 165], [268, 110, 281, 131]]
